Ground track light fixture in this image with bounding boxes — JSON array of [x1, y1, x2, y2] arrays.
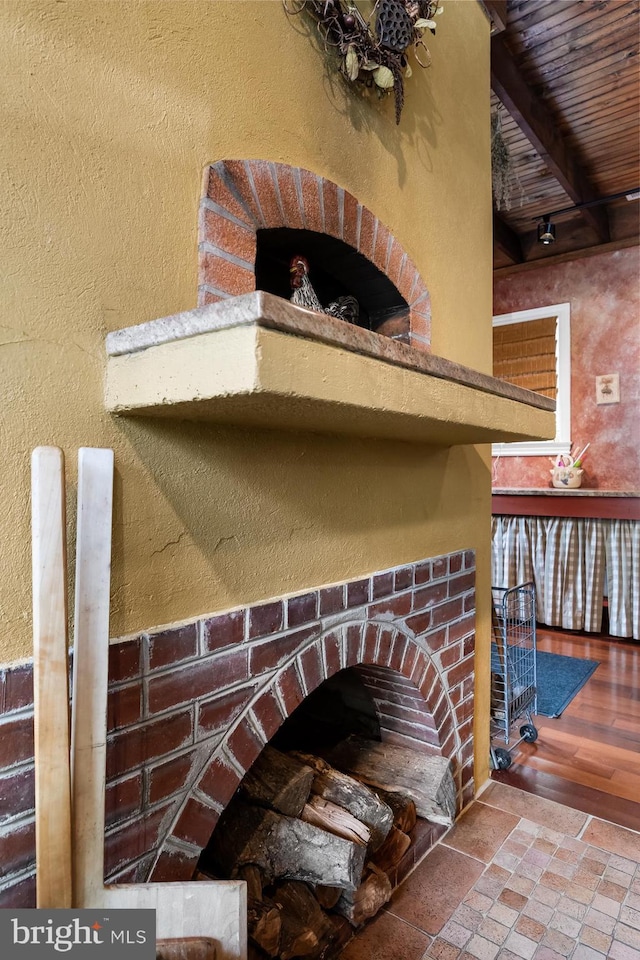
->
[[533, 187, 639, 245], [537, 217, 556, 244]]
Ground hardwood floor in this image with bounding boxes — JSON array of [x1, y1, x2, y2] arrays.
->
[[492, 624, 640, 832]]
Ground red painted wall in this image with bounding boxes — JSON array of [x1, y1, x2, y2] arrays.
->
[[492, 246, 640, 492]]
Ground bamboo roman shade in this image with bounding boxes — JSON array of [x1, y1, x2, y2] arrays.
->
[[493, 316, 557, 400]]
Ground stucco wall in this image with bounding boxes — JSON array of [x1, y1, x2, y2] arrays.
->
[[1, 2, 494, 783], [493, 247, 640, 491]]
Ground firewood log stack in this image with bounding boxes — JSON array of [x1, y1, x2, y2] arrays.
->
[[198, 740, 455, 959]]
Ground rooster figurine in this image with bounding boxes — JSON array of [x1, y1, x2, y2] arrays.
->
[[289, 255, 360, 326]]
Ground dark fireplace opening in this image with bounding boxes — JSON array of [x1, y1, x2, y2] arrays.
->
[[254, 227, 410, 339], [270, 668, 381, 755], [196, 667, 453, 957]]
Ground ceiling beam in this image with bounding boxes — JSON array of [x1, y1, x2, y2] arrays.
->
[[479, 1, 508, 34], [491, 33, 611, 243], [494, 233, 640, 277], [493, 213, 524, 264]]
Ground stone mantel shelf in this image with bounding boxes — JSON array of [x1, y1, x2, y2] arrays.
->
[[105, 291, 556, 446]]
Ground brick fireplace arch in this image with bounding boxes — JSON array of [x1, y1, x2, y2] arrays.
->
[[148, 623, 457, 882], [101, 552, 475, 887], [199, 159, 432, 348]]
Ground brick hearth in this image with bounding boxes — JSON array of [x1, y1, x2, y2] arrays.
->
[[0, 550, 475, 907]]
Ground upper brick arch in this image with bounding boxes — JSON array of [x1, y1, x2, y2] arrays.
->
[[198, 159, 431, 349]]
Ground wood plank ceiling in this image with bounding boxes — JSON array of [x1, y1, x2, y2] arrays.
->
[[482, 0, 640, 274]]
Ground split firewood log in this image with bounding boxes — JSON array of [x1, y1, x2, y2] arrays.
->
[[333, 863, 392, 927], [370, 825, 411, 874], [155, 938, 216, 960], [372, 787, 417, 833], [325, 914, 354, 955], [292, 752, 393, 850], [208, 800, 366, 891], [247, 898, 281, 957], [323, 736, 456, 824], [237, 863, 265, 901], [313, 884, 342, 910], [300, 795, 370, 846], [240, 745, 314, 817], [277, 912, 319, 960], [272, 881, 336, 957]]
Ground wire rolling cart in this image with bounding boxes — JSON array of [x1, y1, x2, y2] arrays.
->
[[490, 582, 538, 770]]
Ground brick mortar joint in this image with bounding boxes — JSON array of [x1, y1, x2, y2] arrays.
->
[[0, 755, 36, 776], [107, 731, 223, 787], [106, 852, 156, 884], [105, 795, 169, 838], [0, 865, 35, 894], [161, 834, 203, 858], [0, 809, 36, 835], [0, 755, 35, 777], [0, 703, 34, 721], [110, 699, 195, 736], [0, 811, 35, 834], [141, 666, 280, 724]]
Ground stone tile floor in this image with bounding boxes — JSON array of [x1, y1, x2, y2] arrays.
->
[[341, 780, 640, 960]]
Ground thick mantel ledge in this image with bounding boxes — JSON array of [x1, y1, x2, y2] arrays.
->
[[104, 291, 556, 445]]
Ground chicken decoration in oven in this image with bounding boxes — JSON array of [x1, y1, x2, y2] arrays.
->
[[290, 255, 360, 326]]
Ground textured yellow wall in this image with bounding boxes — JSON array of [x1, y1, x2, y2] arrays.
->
[[1, 1, 493, 783]]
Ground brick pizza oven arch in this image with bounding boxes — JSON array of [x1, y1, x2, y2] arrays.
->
[[145, 621, 461, 884], [198, 159, 432, 348]]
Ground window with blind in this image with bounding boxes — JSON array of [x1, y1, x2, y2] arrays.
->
[[493, 315, 557, 400], [492, 303, 571, 457]]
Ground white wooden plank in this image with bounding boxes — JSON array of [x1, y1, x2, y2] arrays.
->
[[70, 447, 114, 906]]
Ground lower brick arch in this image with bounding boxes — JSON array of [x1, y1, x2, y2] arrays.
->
[[148, 620, 463, 883], [0, 553, 475, 906]]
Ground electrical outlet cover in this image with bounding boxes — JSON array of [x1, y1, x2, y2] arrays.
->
[[595, 373, 620, 404]]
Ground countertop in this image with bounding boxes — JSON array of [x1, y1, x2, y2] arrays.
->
[[492, 489, 639, 520], [493, 488, 639, 498]]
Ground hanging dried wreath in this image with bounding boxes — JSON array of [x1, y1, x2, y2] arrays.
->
[[283, 1, 444, 124]]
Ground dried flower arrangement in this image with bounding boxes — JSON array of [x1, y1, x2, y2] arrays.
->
[[283, 1, 444, 123], [491, 108, 523, 211]]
